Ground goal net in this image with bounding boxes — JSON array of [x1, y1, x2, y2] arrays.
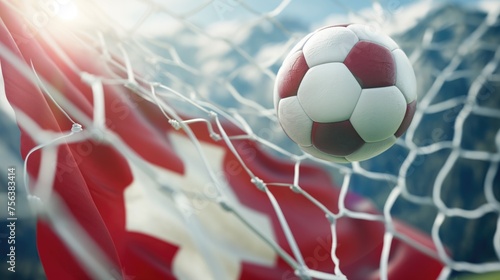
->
[[0, 0, 499, 279]]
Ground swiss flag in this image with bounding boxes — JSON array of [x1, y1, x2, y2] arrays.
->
[[0, 2, 443, 279]]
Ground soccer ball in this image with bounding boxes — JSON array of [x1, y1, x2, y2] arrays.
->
[[274, 24, 417, 163]]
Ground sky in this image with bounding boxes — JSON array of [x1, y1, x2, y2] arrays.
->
[[87, 0, 499, 36], [49, 0, 500, 26], [1, 1, 499, 279]]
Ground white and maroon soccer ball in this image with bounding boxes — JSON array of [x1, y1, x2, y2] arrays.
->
[[274, 24, 417, 163]]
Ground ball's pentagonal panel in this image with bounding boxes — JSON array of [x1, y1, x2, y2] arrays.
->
[[351, 86, 407, 142], [394, 100, 417, 137], [302, 27, 358, 67], [274, 50, 309, 103], [344, 41, 396, 88], [300, 145, 350, 163], [347, 24, 399, 51], [345, 136, 396, 162], [298, 63, 361, 122], [311, 120, 364, 156], [392, 49, 417, 103], [278, 97, 313, 146]]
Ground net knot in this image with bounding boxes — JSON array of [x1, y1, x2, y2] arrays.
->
[[208, 111, 217, 119], [169, 119, 182, 130], [251, 177, 266, 191], [326, 214, 335, 224], [210, 133, 221, 141], [125, 81, 139, 91], [90, 127, 107, 143], [290, 184, 301, 193], [71, 123, 83, 133], [80, 72, 96, 84], [295, 267, 311, 280], [384, 220, 395, 233]]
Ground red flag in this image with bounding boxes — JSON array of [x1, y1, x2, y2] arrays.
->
[[0, 1, 443, 279]]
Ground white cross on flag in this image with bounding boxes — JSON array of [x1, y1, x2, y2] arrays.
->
[[0, 2, 443, 279]]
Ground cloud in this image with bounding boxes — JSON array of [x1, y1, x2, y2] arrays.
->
[[477, 0, 500, 15], [313, 1, 445, 36], [384, 0, 435, 35]]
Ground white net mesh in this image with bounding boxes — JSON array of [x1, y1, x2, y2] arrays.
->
[[1, 0, 500, 279]]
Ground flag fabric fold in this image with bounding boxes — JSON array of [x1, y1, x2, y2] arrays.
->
[[0, 1, 443, 279]]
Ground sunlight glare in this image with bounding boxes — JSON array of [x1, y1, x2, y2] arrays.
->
[[58, 2, 79, 21]]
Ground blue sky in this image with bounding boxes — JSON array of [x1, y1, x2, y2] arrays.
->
[[94, 0, 497, 34]]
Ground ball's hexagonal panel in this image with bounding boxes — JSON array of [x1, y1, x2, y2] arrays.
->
[[311, 120, 365, 156], [345, 136, 396, 162], [313, 23, 351, 33], [347, 24, 399, 51], [394, 100, 417, 137], [274, 50, 309, 104], [298, 63, 361, 122], [350, 86, 407, 142], [278, 96, 313, 146], [344, 41, 396, 88], [300, 145, 350, 163], [302, 27, 358, 67], [392, 48, 417, 103], [315, 24, 352, 33]]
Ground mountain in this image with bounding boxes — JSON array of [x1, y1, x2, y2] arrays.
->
[[361, 4, 500, 269], [1, 3, 499, 279]]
